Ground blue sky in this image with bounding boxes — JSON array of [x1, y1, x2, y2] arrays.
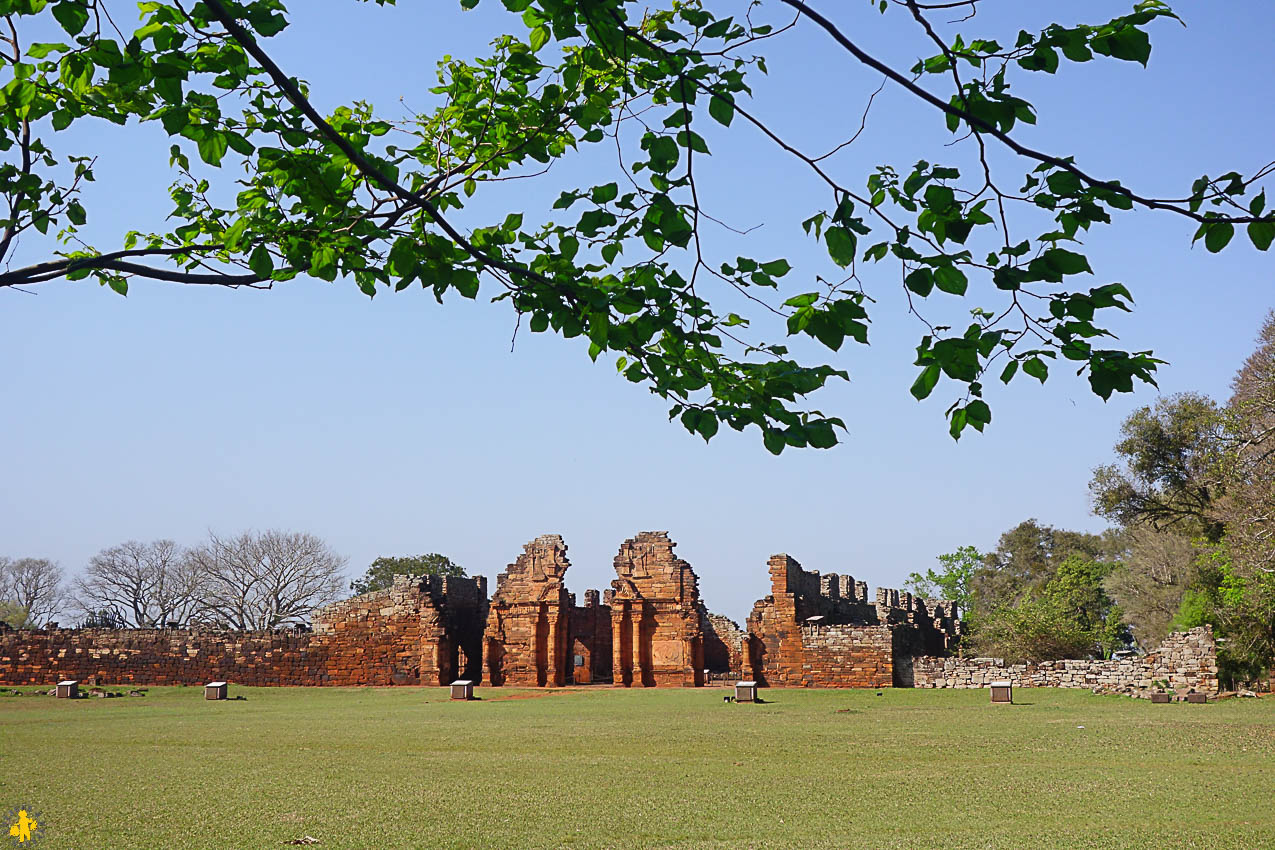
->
[[2, 1, 1271, 623]]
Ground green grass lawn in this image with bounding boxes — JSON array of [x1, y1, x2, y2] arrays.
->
[[1, 685, 1272, 849]]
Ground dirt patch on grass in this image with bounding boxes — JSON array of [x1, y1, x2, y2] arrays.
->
[[481, 688, 595, 702]]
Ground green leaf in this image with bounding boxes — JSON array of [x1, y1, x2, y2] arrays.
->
[[1042, 248, 1092, 276], [824, 226, 857, 268], [197, 132, 228, 167], [310, 244, 337, 281], [1204, 221, 1234, 253], [591, 183, 618, 204], [933, 265, 968, 295], [965, 399, 991, 431], [760, 258, 791, 277], [763, 428, 786, 455], [806, 421, 838, 449], [948, 407, 968, 440], [708, 93, 734, 127], [1022, 357, 1049, 383], [248, 245, 274, 278], [1247, 220, 1275, 252], [910, 363, 940, 400], [52, 0, 89, 35], [905, 268, 934, 297], [647, 136, 679, 174]]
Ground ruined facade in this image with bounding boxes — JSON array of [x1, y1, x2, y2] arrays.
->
[[744, 554, 959, 688], [483, 535, 573, 687], [0, 535, 969, 691], [610, 532, 705, 687]]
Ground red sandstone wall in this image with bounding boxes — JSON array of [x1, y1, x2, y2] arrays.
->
[[0, 574, 487, 688], [568, 594, 612, 684], [798, 624, 893, 688], [745, 555, 808, 686], [484, 535, 571, 687], [0, 627, 327, 687], [746, 553, 957, 688], [610, 532, 704, 687], [314, 580, 430, 686]]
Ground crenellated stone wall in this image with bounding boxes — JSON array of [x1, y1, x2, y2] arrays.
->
[[745, 554, 960, 688], [913, 627, 1219, 697]]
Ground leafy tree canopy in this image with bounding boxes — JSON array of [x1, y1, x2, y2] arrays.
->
[[350, 553, 466, 596], [1, 0, 1271, 449], [1088, 312, 1275, 683], [905, 544, 979, 620], [972, 553, 1129, 663], [1089, 393, 1225, 541], [971, 518, 1123, 621], [0, 600, 29, 629]]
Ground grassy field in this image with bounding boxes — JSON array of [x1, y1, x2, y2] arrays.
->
[[0, 684, 1271, 849]]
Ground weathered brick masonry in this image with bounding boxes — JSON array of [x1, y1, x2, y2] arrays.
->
[[0, 627, 325, 686], [315, 573, 487, 686], [0, 573, 486, 687], [702, 612, 745, 675], [913, 626, 1219, 697]]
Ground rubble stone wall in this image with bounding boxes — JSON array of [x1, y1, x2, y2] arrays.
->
[[913, 627, 1219, 697], [0, 627, 326, 687]]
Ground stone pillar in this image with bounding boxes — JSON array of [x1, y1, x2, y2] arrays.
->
[[612, 602, 630, 687], [547, 605, 562, 687]]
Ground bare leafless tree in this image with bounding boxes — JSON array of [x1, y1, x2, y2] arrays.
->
[[0, 557, 66, 628], [75, 540, 202, 628], [186, 530, 346, 630]]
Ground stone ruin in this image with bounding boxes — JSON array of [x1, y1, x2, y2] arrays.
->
[[744, 553, 959, 688], [315, 573, 488, 686], [0, 532, 1221, 697], [484, 534, 573, 687], [609, 532, 705, 687]]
